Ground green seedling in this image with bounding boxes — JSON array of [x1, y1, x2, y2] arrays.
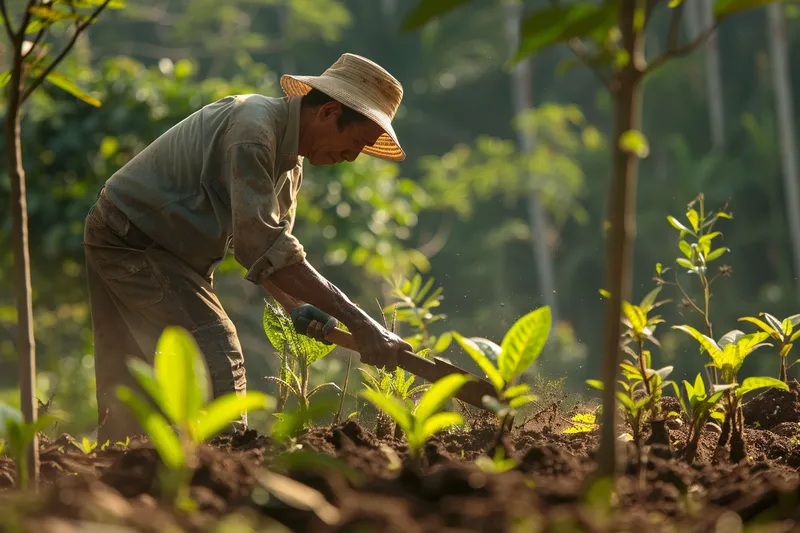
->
[[673, 325, 788, 462], [116, 436, 131, 448], [670, 373, 725, 463], [263, 300, 341, 413], [361, 373, 474, 461], [474, 447, 518, 474], [452, 306, 551, 431], [0, 403, 57, 490], [360, 365, 431, 438], [72, 437, 98, 455], [739, 312, 800, 382], [116, 326, 274, 507], [383, 272, 453, 356]]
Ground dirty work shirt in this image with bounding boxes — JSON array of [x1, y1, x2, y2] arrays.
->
[[105, 94, 307, 282]]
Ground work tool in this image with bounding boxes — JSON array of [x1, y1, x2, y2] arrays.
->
[[323, 327, 498, 410]]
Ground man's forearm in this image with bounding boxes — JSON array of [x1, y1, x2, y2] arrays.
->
[[264, 260, 380, 332], [263, 280, 305, 312]]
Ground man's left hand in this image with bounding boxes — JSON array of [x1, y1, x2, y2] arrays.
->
[[290, 304, 338, 344]]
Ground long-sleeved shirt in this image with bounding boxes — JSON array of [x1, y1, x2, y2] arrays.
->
[[105, 94, 307, 284]]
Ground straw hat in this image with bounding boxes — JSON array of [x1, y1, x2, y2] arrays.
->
[[280, 53, 406, 161]]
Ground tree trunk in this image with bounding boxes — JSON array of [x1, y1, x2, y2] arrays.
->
[[698, 0, 725, 150], [766, 4, 800, 302], [596, 0, 644, 479], [6, 54, 39, 487], [504, 0, 560, 323]]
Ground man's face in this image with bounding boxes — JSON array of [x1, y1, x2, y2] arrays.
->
[[305, 102, 384, 166]]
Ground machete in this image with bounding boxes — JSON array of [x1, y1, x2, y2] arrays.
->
[[323, 327, 498, 410]]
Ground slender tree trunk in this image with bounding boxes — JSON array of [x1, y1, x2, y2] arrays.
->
[[504, 0, 560, 322], [596, 0, 644, 479], [6, 51, 39, 487], [699, 0, 725, 149], [767, 4, 800, 302]]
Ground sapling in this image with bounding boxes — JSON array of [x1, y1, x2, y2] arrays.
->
[[670, 373, 725, 463], [0, 402, 57, 490], [360, 373, 474, 463], [673, 325, 788, 462], [738, 312, 800, 383], [384, 273, 453, 356], [263, 300, 341, 413], [117, 326, 274, 507], [452, 306, 551, 449], [360, 365, 431, 438], [72, 437, 98, 455]]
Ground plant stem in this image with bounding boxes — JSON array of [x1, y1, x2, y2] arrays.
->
[[333, 353, 353, 425]]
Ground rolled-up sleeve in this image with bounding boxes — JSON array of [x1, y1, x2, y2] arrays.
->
[[226, 141, 306, 285]]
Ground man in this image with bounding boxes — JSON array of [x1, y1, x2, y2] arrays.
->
[[83, 53, 413, 441]]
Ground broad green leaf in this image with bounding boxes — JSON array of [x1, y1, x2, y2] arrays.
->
[[686, 209, 700, 232], [780, 343, 793, 358], [511, 0, 620, 63], [619, 130, 650, 158], [126, 358, 164, 408], [616, 392, 635, 410], [791, 330, 800, 343], [586, 379, 604, 390], [678, 240, 693, 259], [37, 70, 101, 107], [705, 247, 728, 262], [360, 390, 412, 434], [667, 216, 694, 234], [782, 318, 794, 336], [509, 394, 537, 409], [735, 376, 789, 398], [621, 301, 646, 334], [401, 0, 473, 31], [115, 386, 185, 470], [453, 332, 503, 391], [718, 329, 744, 348], [739, 316, 779, 338], [503, 383, 531, 399], [672, 325, 720, 355], [263, 300, 291, 351], [421, 412, 463, 437], [414, 373, 474, 420], [434, 332, 453, 353], [676, 257, 694, 269], [195, 391, 274, 443], [154, 326, 208, 425], [469, 336, 502, 363], [499, 306, 552, 382], [639, 286, 662, 311], [699, 232, 721, 246]]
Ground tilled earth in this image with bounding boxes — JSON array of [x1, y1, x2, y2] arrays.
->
[[3, 388, 800, 533]]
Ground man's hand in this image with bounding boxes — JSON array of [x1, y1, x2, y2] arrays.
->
[[290, 304, 337, 344], [351, 323, 412, 371]]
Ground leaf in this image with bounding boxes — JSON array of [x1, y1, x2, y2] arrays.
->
[[400, 0, 473, 31], [586, 379, 604, 390], [126, 359, 164, 408], [452, 332, 504, 391], [739, 316, 779, 338], [621, 302, 646, 334], [37, 70, 101, 107], [672, 325, 720, 356], [678, 240, 693, 259], [639, 286, 662, 311], [509, 394, 537, 409], [503, 383, 531, 399], [763, 313, 784, 333], [499, 306, 552, 382], [154, 326, 208, 426], [718, 329, 745, 348], [421, 412, 463, 437], [414, 373, 474, 421], [780, 343, 793, 358], [676, 257, 694, 270], [195, 391, 274, 443], [713, 0, 792, 21], [667, 216, 694, 235], [469, 336, 502, 363], [619, 130, 650, 158], [115, 386, 185, 470], [735, 376, 789, 398], [360, 390, 412, 434], [511, 0, 620, 63], [705, 247, 728, 262], [686, 209, 700, 232]]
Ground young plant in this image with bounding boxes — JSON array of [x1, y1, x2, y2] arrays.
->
[[0, 403, 57, 490], [452, 306, 551, 431], [360, 373, 474, 461], [673, 325, 788, 462], [263, 300, 341, 413], [739, 312, 800, 383], [656, 194, 733, 383], [72, 437, 98, 455], [474, 447, 518, 474], [117, 326, 274, 507], [384, 273, 453, 356], [360, 366, 431, 438], [670, 373, 726, 464]]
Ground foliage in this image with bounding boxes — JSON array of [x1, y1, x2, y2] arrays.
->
[[670, 373, 725, 462], [738, 312, 800, 382], [72, 436, 98, 455], [563, 412, 599, 434], [383, 272, 452, 356], [116, 326, 274, 505], [360, 373, 474, 459], [262, 300, 340, 413], [474, 447, 519, 473], [0, 402, 57, 490]]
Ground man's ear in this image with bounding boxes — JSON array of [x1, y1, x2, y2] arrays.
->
[[319, 101, 342, 122]]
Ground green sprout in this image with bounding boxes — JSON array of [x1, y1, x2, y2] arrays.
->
[[0, 403, 57, 490], [738, 312, 800, 383], [383, 272, 453, 356], [474, 447, 518, 473], [673, 325, 788, 462], [670, 373, 726, 463], [263, 300, 341, 413], [360, 366, 431, 439], [116, 326, 274, 507], [361, 373, 474, 461], [72, 437, 98, 455], [452, 306, 551, 430]]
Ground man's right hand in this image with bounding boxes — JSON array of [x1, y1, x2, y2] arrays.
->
[[351, 323, 412, 371]]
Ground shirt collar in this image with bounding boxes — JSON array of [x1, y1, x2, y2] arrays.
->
[[278, 96, 303, 174]]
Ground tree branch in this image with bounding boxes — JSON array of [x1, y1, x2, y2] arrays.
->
[[23, 26, 46, 60], [644, 22, 717, 75], [0, 0, 16, 41], [567, 38, 612, 90], [20, 0, 111, 104]]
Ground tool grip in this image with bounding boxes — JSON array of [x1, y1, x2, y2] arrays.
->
[[324, 328, 440, 377]]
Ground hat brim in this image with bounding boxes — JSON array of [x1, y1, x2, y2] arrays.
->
[[281, 74, 406, 162]]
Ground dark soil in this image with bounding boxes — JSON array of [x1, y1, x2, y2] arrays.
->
[[3, 394, 800, 533]]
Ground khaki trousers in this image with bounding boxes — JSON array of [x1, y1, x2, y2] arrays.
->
[[82, 188, 246, 442]]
